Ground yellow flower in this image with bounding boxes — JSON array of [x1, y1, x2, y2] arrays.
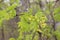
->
[[42, 20, 45, 22], [40, 21, 42, 23], [29, 17, 31, 20], [37, 29, 42, 33], [41, 23, 47, 28]]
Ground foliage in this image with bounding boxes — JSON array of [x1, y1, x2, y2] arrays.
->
[[0, 0, 60, 40], [0, 0, 19, 25], [17, 1, 60, 40], [17, 8, 52, 40]]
